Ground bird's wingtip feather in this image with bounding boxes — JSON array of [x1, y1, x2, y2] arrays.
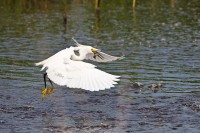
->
[[118, 55, 125, 60], [72, 37, 81, 46], [35, 62, 41, 66]]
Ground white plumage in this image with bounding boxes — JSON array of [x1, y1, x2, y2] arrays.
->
[[36, 39, 123, 91]]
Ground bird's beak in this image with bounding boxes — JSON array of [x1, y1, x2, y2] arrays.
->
[[91, 48, 104, 59]]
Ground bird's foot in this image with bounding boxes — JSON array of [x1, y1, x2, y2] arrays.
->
[[41, 88, 48, 100], [47, 86, 54, 96]]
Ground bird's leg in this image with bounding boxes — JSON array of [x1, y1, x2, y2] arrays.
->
[[41, 73, 48, 100], [47, 78, 54, 95]]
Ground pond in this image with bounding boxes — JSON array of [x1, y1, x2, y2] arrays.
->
[[0, 0, 200, 132]]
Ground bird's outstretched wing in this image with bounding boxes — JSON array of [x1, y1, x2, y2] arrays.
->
[[46, 60, 119, 91], [85, 50, 124, 62]]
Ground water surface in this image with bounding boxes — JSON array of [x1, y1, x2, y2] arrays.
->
[[0, 0, 200, 133]]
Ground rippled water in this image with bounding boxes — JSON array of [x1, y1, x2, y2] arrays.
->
[[0, 1, 200, 133]]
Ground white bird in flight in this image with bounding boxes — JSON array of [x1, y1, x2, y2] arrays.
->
[[36, 38, 123, 100]]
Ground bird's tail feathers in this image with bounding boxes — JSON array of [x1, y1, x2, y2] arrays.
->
[[35, 61, 43, 66], [35, 61, 46, 71]]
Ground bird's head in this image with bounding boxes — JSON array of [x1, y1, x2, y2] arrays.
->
[[73, 46, 103, 60]]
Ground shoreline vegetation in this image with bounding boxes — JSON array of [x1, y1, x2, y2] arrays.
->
[[1, 0, 198, 33], [0, 0, 198, 14]]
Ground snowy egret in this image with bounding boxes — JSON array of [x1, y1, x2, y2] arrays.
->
[[36, 38, 123, 100]]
